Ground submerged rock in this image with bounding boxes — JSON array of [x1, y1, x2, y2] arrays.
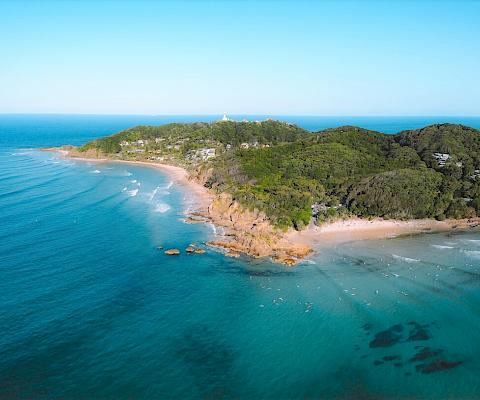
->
[[416, 359, 463, 374], [185, 246, 196, 253], [165, 248, 180, 255], [406, 322, 431, 342], [409, 347, 443, 363], [194, 248, 206, 254], [225, 250, 240, 258], [369, 324, 404, 348]]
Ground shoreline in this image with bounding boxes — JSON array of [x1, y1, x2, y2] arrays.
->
[[41, 147, 213, 212], [41, 147, 480, 264], [287, 217, 480, 248]]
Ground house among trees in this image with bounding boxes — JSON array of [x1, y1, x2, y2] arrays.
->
[[433, 152, 451, 167]]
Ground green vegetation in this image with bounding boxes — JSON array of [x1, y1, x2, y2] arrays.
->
[[80, 121, 480, 230]]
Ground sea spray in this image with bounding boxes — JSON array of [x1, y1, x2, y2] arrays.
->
[[154, 203, 170, 213], [126, 188, 139, 197]]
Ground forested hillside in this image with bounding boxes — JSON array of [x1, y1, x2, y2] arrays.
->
[[79, 121, 480, 230]]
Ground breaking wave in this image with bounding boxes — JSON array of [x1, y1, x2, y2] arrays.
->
[[149, 187, 160, 201], [392, 254, 420, 263], [154, 203, 170, 213]]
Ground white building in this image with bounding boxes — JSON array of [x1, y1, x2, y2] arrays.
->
[[198, 148, 216, 160], [433, 153, 451, 167], [188, 148, 216, 161]]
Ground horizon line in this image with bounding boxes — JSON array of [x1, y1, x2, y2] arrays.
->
[[1, 113, 479, 118]]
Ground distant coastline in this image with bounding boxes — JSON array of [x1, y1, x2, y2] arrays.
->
[[42, 146, 480, 265]]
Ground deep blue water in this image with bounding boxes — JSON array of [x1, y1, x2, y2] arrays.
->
[[1, 115, 480, 399], [1, 114, 480, 149]]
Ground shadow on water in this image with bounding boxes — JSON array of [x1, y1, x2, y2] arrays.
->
[[314, 364, 389, 400], [173, 324, 236, 398]]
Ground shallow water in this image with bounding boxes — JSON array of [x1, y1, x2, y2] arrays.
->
[[1, 116, 480, 399]]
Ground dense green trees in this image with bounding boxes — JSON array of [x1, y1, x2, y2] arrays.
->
[[347, 168, 444, 219], [81, 121, 480, 229]]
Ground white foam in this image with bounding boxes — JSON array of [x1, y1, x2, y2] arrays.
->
[[91, 169, 101, 174], [126, 188, 138, 197], [393, 254, 420, 263], [208, 223, 225, 236], [432, 245, 454, 249], [165, 181, 173, 189], [154, 203, 170, 213], [149, 187, 160, 201], [130, 179, 137, 184]]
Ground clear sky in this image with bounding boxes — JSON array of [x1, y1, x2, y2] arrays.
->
[[1, 0, 479, 115]]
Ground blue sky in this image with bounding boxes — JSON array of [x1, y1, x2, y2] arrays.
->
[[1, 0, 479, 115]]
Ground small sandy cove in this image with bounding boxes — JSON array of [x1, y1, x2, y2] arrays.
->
[[287, 217, 480, 247]]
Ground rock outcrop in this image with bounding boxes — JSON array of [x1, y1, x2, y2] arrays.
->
[[204, 192, 312, 265], [165, 249, 180, 255]]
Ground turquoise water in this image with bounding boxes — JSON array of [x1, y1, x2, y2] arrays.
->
[[1, 115, 480, 399]]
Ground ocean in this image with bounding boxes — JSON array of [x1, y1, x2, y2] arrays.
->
[[1, 114, 480, 399]]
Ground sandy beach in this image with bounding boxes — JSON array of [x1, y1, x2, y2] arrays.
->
[[287, 217, 480, 248]]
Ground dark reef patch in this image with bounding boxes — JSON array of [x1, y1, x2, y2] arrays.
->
[[406, 322, 431, 342], [361, 320, 463, 375], [416, 360, 463, 374], [369, 324, 403, 348], [409, 347, 443, 363], [408, 347, 463, 374]]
